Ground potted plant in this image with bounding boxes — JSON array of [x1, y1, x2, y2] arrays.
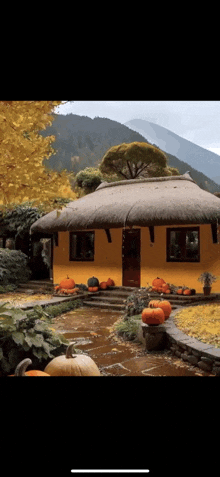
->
[[197, 272, 218, 295]]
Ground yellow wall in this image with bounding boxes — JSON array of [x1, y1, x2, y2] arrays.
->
[[53, 224, 220, 292]]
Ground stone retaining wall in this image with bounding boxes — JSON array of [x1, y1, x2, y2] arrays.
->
[[162, 307, 220, 376]]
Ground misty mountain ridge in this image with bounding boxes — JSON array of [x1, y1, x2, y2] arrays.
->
[[125, 119, 220, 185], [40, 113, 220, 194]]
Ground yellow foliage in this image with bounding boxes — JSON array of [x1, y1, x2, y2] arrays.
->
[[174, 304, 220, 348], [0, 101, 76, 209]]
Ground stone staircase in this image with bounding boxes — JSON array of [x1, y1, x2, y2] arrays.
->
[[83, 286, 135, 312], [15, 279, 54, 294], [83, 286, 220, 313]]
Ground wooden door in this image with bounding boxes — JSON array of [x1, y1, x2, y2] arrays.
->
[[122, 229, 140, 287]]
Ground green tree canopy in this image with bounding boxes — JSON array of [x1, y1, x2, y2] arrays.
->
[[99, 142, 180, 180]]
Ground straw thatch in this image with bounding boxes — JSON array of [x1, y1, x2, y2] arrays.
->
[[30, 173, 220, 234]]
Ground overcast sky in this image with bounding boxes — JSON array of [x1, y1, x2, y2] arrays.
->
[[55, 101, 220, 155]]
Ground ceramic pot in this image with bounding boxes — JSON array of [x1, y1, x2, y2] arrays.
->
[[203, 286, 211, 296]]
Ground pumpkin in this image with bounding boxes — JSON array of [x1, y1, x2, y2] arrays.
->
[[152, 277, 166, 288], [183, 288, 191, 295], [99, 281, 108, 290], [165, 289, 171, 294], [44, 343, 101, 376], [88, 286, 99, 292], [87, 276, 99, 287], [177, 288, 183, 295], [161, 283, 169, 292], [149, 299, 161, 308], [149, 299, 172, 320], [59, 275, 75, 290], [54, 285, 60, 292], [9, 358, 50, 376], [151, 286, 158, 292], [142, 307, 165, 325], [106, 278, 115, 286], [190, 288, 196, 295]]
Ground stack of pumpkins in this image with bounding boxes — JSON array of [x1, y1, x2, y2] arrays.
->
[[54, 276, 79, 295], [142, 298, 172, 326], [151, 277, 196, 296], [87, 276, 114, 292]]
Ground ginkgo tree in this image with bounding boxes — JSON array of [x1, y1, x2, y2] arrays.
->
[[0, 101, 76, 210]]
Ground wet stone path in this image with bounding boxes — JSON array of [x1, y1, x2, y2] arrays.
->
[[51, 307, 212, 376]]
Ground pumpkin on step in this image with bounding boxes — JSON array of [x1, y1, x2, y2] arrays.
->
[[106, 278, 115, 286], [177, 288, 183, 295], [44, 343, 101, 376], [87, 276, 99, 288], [152, 277, 166, 288], [183, 288, 192, 295], [88, 286, 99, 292], [142, 307, 165, 325], [9, 358, 50, 376], [99, 281, 108, 290], [59, 275, 75, 290]]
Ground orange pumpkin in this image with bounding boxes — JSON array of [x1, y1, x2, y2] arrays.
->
[[149, 299, 161, 308], [149, 299, 172, 320], [161, 283, 169, 292], [99, 282, 108, 289], [59, 275, 75, 290], [142, 307, 165, 325], [106, 278, 115, 286], [54, 285, 60, 292], [177, 288, 183, 295], [183, 288, 192, 295], [152, 277, 166, 288], [165, 289, 171, 294], [88, 286, 99, 292], [152, 286, 158, 292], [9, 358, 50, 376]]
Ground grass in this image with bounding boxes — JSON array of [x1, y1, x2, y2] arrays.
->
[[115, 313, 142, 340], [174, 303, 220, 348]]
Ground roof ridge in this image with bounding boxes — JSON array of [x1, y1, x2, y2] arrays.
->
[[95, 172, 195, 190]]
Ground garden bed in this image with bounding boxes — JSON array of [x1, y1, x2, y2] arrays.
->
[[173, 303, 220, 348]]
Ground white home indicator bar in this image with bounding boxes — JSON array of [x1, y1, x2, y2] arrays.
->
[[71, 471, 150, 474]]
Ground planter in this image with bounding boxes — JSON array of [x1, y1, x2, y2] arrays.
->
[[203, 286, 212, 296]]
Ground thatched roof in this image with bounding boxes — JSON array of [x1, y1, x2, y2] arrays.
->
[[30, 173, 220, 234]]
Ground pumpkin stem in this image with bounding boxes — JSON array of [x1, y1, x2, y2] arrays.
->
[[66, 342, 78, 359], [15, 358, 32, 376]]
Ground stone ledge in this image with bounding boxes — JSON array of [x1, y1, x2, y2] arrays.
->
[[166, 307, 220, 376]]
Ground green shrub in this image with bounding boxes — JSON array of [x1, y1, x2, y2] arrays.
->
[[0, 303, 69, 376], [0, 249, 31, 286], [125, 288, 150, 317], [115, 314, 142, 341], [0, 284, 17, 294]]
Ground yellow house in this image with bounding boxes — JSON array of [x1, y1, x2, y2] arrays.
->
[[30, 173, 220, 293]]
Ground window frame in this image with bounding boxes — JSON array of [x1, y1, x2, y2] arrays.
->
[[166, 226, 200, 262], [69, 231, 95, 262]]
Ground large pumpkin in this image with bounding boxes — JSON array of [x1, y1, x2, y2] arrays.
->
[[87, 276, 99, 288], [59, 275, 75, 290], [142, 307, 165, 325], [9, 358, 50, 376], [149, 299, 172, 320], [152, 277, 166, 288], [44, 343, 101, 376]]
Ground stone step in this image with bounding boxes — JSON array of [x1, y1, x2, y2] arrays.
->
[[88, 295, 126, 304], [83, 300, 125, 311]]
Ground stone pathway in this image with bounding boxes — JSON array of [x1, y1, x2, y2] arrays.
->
[[51, 307, 213, 376]]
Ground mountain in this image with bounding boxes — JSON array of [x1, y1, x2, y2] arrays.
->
[[125, 119, 220, 184], [40, 114, 220, 194]]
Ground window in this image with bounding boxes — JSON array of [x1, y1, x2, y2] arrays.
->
[[69, 232, 94, 261], [167, 227, 200, 262]]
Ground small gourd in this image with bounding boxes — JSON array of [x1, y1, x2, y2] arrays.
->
[[44, 343, 101, 376], [88, 286, 99, 292]]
